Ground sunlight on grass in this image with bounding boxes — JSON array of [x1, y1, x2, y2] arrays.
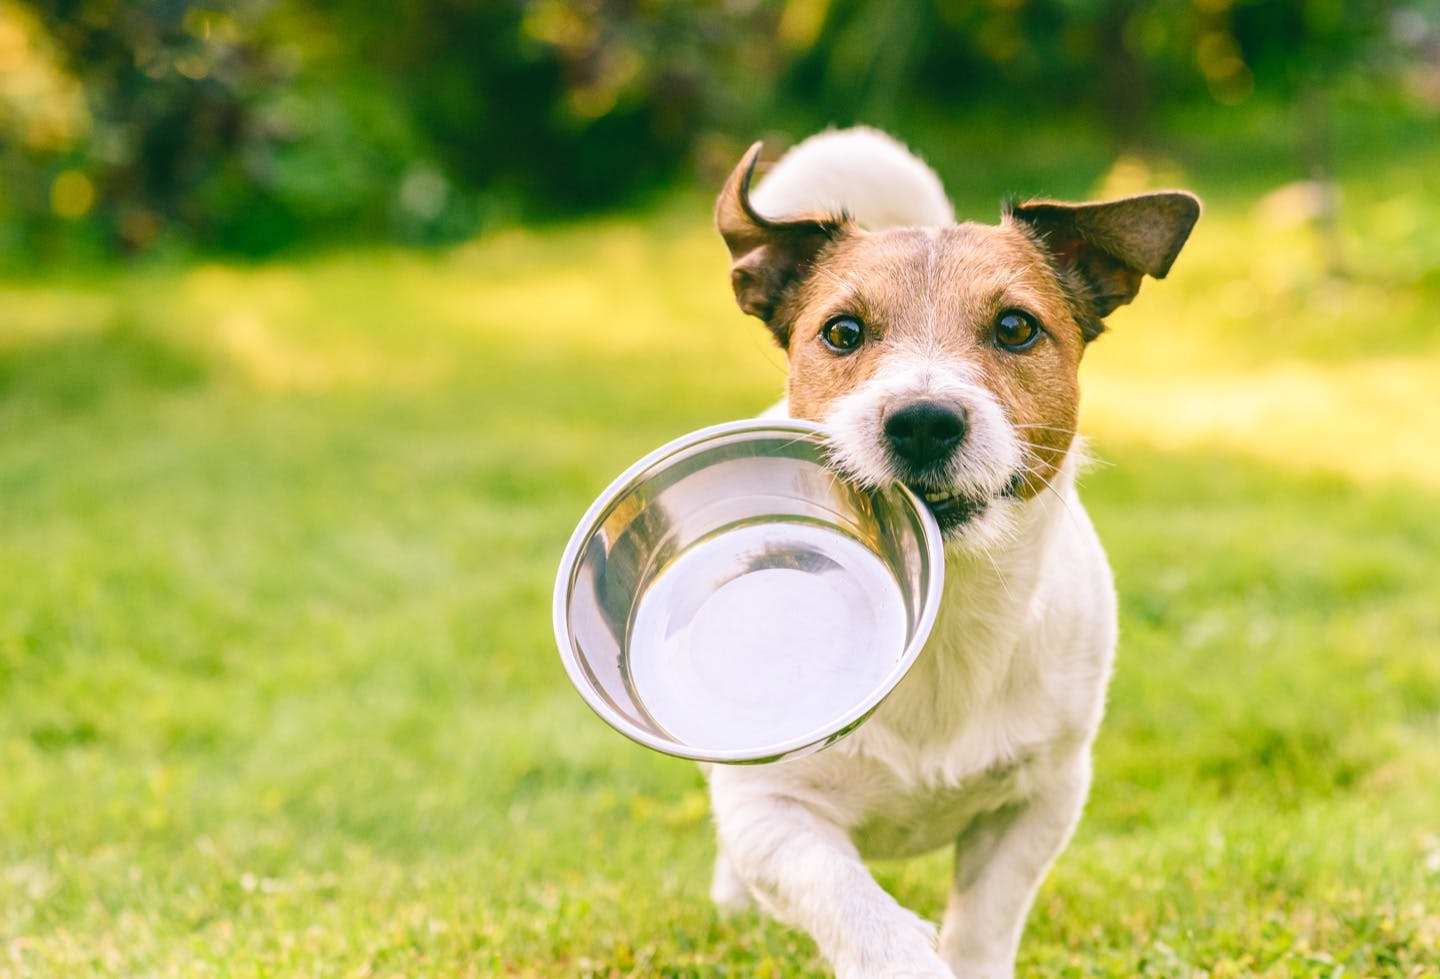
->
[[1084, 355, 1440, 488], [137, 202, 1440, 496], [1079, 201, 1440, 488]]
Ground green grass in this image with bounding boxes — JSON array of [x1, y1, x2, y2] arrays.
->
[[3, 117, 1440, 977]]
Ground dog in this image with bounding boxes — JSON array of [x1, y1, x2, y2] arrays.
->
[[704, 128, 1199, 978]]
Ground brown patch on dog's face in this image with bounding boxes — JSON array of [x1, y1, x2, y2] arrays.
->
[[781, 223, 1085, 499], [715, 142, 1199, 537]]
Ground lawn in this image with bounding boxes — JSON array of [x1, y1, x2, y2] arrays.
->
[[2, 110, 1439, 977]]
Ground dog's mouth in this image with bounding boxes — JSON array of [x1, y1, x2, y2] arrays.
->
[[914, 487, 988, 532], [908, 473, 1024, 534]]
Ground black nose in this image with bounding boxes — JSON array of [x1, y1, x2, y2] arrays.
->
[[884, 402, 967, 468]]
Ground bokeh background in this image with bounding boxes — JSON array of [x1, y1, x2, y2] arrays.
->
[[2, 2, 1438, 976], [5, 0, 1439, 259]]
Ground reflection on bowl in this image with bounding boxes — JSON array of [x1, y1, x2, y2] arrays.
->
[[553, 419, 945, 764]]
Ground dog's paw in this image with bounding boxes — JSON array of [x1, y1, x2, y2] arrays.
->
[[709, 852, 755, 914], [833, 908, 952, 979], [710, 879, 755, 915], [835, 948, 952, 979], [943, 958, 1013, 979]]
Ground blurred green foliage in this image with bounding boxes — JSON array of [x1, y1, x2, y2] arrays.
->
[[1, 0, 1437, 261]]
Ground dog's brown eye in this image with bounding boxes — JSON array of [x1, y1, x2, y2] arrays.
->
[[995, 310, 1042, 352], [821, 316, 864, 354]]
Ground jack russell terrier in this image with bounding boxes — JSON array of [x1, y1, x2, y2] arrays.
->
[[703, 128, 1199, 978]]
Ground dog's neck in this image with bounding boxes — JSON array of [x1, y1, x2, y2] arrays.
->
[[857, 448, 1083, 755]]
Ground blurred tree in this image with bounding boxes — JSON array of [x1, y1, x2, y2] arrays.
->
[[1225, 0, 1398, 276], [0, 0, 91, 254], [787, 0, 1210, 147], [21, 0, 299, 251], [0, 0, 1430, 260], [291, 0, 781, 213]]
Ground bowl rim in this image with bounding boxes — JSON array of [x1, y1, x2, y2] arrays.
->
[[552, 417, 946, 764]]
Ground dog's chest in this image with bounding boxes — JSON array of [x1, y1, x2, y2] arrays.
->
[[849, 757, 1031, 859]]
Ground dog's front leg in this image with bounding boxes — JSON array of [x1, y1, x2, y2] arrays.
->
[[710, 782, 952, 979], [938, 755, 1091, 979]]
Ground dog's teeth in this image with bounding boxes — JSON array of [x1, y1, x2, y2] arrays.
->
[[923, 491, 953, 503]]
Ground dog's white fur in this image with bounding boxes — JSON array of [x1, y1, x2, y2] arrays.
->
[[748, 126, 956, 230], [706, 131, 1118, 978]]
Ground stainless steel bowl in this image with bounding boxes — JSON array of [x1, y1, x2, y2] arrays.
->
[[553, 419, 945, 764]]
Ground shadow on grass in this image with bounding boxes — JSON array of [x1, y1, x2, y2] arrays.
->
[[0, 319, 208, 416]]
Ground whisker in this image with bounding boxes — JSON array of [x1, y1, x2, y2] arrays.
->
[[984, 550, 1016, 604], [815, 443, 883, 492], [1012, 424, 1079, 435], [1012, 458, 1086, 529]]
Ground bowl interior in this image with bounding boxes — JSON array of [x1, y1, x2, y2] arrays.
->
[[555, 421, 942, 763]]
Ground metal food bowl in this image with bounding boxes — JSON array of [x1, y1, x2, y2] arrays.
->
[[552, 419, 945, 764]]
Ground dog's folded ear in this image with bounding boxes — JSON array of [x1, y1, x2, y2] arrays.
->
[[1008, 192, 1200, 340], [716, 143, 854, 347]]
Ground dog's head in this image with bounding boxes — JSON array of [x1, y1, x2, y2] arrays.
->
[[717, 142, 1199, 548]]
